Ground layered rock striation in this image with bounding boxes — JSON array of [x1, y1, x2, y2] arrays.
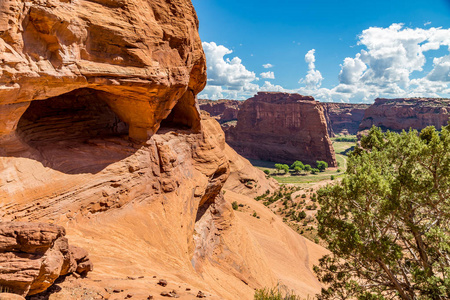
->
[[359, 98, 450, 133], [0, 0, 324, 298], [226, 92, 337, 167], [322, 103, 369, 136], [0, 0, 206, 150]]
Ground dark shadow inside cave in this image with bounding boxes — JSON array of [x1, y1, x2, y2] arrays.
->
[[158, 90, 201, 134], [15, 88, 138, 174]]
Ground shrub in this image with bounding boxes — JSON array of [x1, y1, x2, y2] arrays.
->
[[254, 285, 302, 300], [264, 169, 271, 175], [330, 175, 335, 180], [298, 211, 307, 220], [232, 201, 238, 210]]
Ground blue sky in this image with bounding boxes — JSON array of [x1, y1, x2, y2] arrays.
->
[[192, 0, 450, 103]]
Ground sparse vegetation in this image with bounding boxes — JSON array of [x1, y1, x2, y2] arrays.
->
[[254, 285, 304, 300], [232, 201, 239, 210]]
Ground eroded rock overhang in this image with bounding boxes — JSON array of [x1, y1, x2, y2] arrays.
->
[[0, 0, 206, 154]]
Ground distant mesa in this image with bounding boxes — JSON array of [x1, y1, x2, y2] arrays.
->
[[359, 98, 450, 134], [224, 92, 337, 167], [322, 102, 370, 136]]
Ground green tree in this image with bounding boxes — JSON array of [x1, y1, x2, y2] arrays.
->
[[315, 126, 450, 300], [291, 160, 305, 170], [293, 166, 303, 175], [316, 160, 328, 172], [304, 164, 312, 172], [263, 169, 271, 176], [274, 164, 289, 174], [311, 168, 320, 174], [275, 164, 283, 174]]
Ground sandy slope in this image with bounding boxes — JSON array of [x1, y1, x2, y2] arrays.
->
[[224, 190, 329, 298]]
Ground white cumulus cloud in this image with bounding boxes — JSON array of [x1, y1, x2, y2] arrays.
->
[[202, 42, 256, 89], [263, 63, 273, 68], [260, 71, 275, 79], [338, 54, 367, 85], [300, 49, 323, 89], [199, 24, 450, 102]]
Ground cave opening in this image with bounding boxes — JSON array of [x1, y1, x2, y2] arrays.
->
[[16, 88, 134, 174], [17, 88, 129, 144], [158, 90, 201, 133]]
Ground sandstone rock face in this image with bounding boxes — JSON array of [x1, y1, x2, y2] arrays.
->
[[0, 0, 206, 149], [226, 92, 337, 167], [359, 98, 450, 133], [199, 99, 242, 124], [0, 222, 92, 296], [322, 103, 369, 136], [0, 114, 282, 299], [0, 0, 324, 298]]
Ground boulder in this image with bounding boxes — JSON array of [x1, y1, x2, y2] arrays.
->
[[0, 222, 92, 296]]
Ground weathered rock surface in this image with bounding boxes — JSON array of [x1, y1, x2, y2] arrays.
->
[[0, 222, 92, 297], [0, 0, 324, 299], [226, 92, 337, 167], [0, 114, 283, 299], [198, 99, 242, 124], [322, 103, 369, 136], [359, 98, 450, 133], [0, 294, 25, 300], [0, 0, 206, 149]]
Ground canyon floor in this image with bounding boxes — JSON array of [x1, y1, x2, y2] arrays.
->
[[251, 136, 356, 186]]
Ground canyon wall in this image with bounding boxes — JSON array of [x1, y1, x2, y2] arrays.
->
[[226, 92, 337, 167], [359, 98, 450, 133], [322, 103, 370, 136], [200, 100, 369, 137], [198, 99, 243, 124], [0, 0, 323, 299]]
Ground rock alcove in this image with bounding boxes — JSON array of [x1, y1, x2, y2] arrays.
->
[[13, 88, 200, 174]]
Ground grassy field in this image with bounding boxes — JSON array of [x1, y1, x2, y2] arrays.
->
[[251, 137, 357, 186]]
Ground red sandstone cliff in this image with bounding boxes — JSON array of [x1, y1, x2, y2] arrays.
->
[[199, 99, 243, 124], [226, 92, 337, 167], [0, 1, 324, 299], [322, 103, 369, 136], [359, 98, 450, 133]]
